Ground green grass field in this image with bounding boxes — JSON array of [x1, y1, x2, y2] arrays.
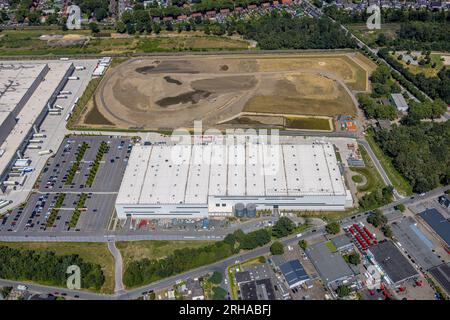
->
[[0, 242, 114, 293], [346, 23, 401, 47], [350, 145, 385, 194], [365, 132, 413, 196], [390, 52, 445, 78], [285, 117, 332, 131], [0, 29, 249, 56], [116, 240, 214, 269]]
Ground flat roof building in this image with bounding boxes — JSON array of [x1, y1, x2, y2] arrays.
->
[[429, 263, 450, 295], [279, 260, 309, 288], [390, 93, 409, 112], [368, 241, 418, 286], [115, 140, 352, 219], [0, 62, 74, 188], [391, 217, 441, 271], [305, 241, 354, 288], [331, 234, 354, 252], [419, 208, 450, 247]]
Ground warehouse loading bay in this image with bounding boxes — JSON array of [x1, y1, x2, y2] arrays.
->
[[0, 136, 130, 234], [0, 59, 98, 212]]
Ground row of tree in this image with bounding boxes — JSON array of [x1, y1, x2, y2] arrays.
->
[[379, 48, 450, 104], [124, 217, 301, 287], [323, 6, 450, 24], [0, 246, 105, 290]]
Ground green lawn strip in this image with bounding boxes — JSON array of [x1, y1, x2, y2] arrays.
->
[[66, 77, 102, 129], [285, 117, 331, 130], [365, 132, 413, 196], [69, 193, 88, 229], [350, 144, 385, 193], [0, 241, 114, 294], [86, 141, 108, 187], [227, 264, 241, 300], [325, 241, 337, 253], [65, 142, 89, 185], [45, 193, 66, 228]]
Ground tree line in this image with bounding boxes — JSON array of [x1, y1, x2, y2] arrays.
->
[[0, 246, 105, 290], [124, 217, 298, 287], [374, 121, 450, 193]]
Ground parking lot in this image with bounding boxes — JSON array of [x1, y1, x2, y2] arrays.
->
[[0, 136, 130, 235]]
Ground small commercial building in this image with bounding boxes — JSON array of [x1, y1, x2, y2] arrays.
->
[[419, 208, 450, 247], [391, 217, 441, 271], [390, 93, 409, 112], [279, 260, 309, 289], [331, 234, 354, 253], [367, 241, 418, 286], [429, 263, 450, 295], [305, 242, 355, 289]]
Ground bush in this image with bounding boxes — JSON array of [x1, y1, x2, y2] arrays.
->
[[209, 271, 223, 285], [298, 239, 308, 250], [270, 241, 284, 255], [271, 217, 296, 238], [325, 222, 340, 235], [212, 287, 227, 300]]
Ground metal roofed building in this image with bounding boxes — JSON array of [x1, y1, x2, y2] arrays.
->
[[279, 259, 309, 288], [0, 62, 74, 187], [0, 63, 48, 147], [418, 208, 450, 247], [390, 93, 409, 112], [305, 242, 354, 288], [429, 263, 450, 295], [115, 141, 352, 219], [331, 234, 354, 252], [367, 241, 418, 286], [391, 217, 441, 271]]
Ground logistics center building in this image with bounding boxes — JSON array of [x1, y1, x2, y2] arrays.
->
[[115, 140, 352, 219]]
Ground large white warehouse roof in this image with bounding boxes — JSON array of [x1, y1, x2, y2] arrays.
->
[[116, 141, 347, 206]]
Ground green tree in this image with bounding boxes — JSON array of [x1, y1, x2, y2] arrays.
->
[[382, 225, 393, 238], [209, 271, 223, 285], [325, 222, 340, 235], [367, 210, 388, 228], [270, 241, 284, 255], [347, 252, 361, 266], [212, 286, 227, 300], [298, 239, 308, 250], [272, 217, 296, 238], [89, 22, 100, 33], [336, 285, 351, 298]]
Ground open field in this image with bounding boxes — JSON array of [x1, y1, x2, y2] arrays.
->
[[0, 29, 249, 56], [0, 242, 114, 294], [390, 51, 447, 78], [349, 145, 385, 196], [365, 132, 413, 196], [74, 52, 373, 131], [116, 240, 214, 269], [346, 23, 401, 47]]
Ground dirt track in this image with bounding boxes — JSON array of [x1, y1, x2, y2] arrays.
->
[[83, 53, 373, 130]]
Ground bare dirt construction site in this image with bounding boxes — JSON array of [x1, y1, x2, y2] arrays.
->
[[80, 52, 375, 131]]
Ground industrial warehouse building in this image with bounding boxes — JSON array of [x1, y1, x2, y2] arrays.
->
[[0, 62, 74, 188], [115, 140, 352, 219]]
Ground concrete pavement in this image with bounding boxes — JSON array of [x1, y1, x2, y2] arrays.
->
[[108, 241, 125, 294]]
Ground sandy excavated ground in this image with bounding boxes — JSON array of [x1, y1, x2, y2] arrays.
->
[[87, 53, 372, 130]]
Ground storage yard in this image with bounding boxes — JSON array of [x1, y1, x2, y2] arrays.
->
[[76, 52, 375, 131]]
